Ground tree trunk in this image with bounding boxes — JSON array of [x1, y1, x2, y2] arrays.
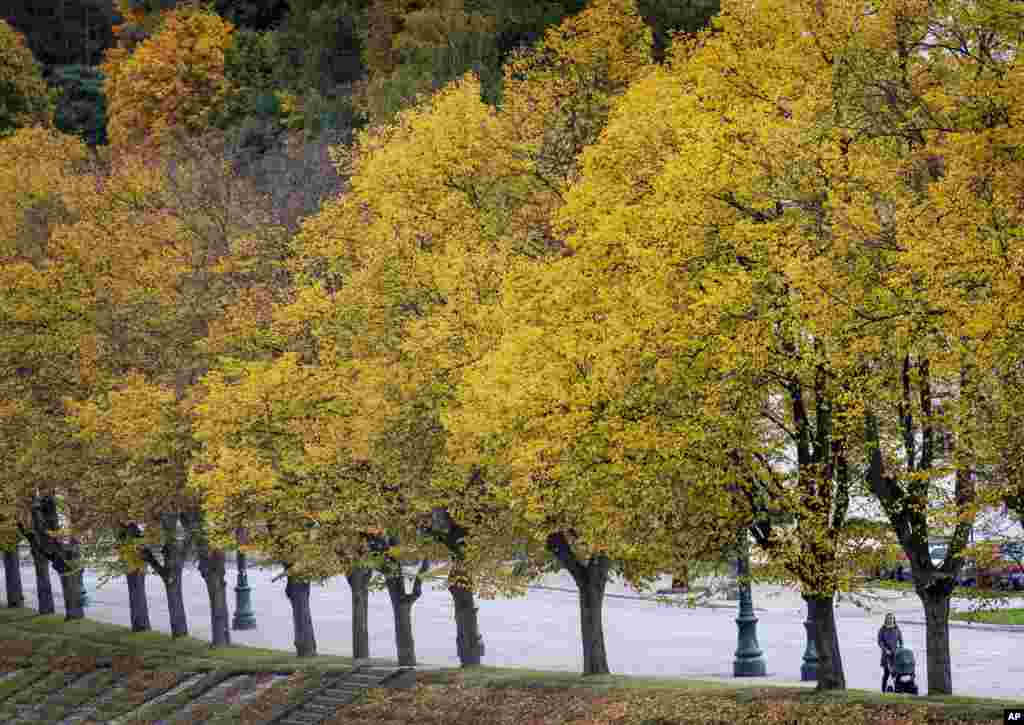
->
[[347, 567, 371, 660], [671, 564, 689, 591], [449, 579, 483, 667], [198, 548, 231, 647], [577, 566, 610, 675], [285, 576, 317, 657], [32, 550, 55, 615], [20, 497, 84, 620], [807, 594, 845, 690], [162, 568, 189, 638], [119, 524, 150, 631], [126, 569, 151, 632], [547, 533, 611, 675], [427, 508, 484, 667], [138, 513, 193, 638], [384, 559, 429, 667], [918, 581, 954, 695], [57, 567, 85, 621], [4, 550, 24, 608], [386, 576, 417, 666]]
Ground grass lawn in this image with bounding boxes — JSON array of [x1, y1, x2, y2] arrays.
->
[[950, 607, 1024, 625], [870, 579, 1024, 599], [1, 607, 1021, 724]]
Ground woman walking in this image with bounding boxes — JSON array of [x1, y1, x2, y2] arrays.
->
[[878, 612, 903, 693]]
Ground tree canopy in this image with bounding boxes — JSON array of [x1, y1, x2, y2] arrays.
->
[[102, 4, 235, 149], [0, 19, 52, 135]]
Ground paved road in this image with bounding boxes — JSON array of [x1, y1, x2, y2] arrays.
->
[[8, 564, 1024, 700]]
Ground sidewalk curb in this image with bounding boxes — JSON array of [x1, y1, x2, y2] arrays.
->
[[419, 573, 760, 610], [501, 580, 1024, 628], [506, 581, 764, 611], [898, 618, 1024, 632]]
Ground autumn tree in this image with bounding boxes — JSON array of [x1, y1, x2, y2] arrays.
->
[[102, 3, 236, 150], [46, 136, 209, 636], [445, 0, 844, 689], [858, 0, 1024, 693], [64, 131, 290, 644], [194, 69, 535, 666], [0, 19, 52, 135], [458, 0, 1023, 694], [110, 0, 182, 54], [0, 127, 98, 620], [190, 243, 456, 664], [306, 0, 718, 676], [440, 0, 744, 677], [190, 351, 397, 659], [359, 0, 500, 119]]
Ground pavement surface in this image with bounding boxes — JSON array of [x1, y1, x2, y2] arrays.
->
[[7, 562, 1024, 700]]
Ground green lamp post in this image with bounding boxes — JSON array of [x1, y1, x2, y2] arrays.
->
[[80, 571, 90, 608], [801, 596, 819, 680], [733, 534, 767, 677], [232, 528, 256, 630]]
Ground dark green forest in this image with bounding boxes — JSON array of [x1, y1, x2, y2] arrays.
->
[[3, 0, 719, 151]]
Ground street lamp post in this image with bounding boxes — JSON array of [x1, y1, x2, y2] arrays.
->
[[232, 528, 256, 630], [733, 534, 767, 677], [801, 596, 819, 681]]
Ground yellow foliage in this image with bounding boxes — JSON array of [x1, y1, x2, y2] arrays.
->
[[447, 0, 1024, 599], [0, 19, 52, 134], [102, 5, 235, 150], [269, 0, 697, 586]]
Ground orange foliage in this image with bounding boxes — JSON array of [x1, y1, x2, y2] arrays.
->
[[102, 4, 235, 150]]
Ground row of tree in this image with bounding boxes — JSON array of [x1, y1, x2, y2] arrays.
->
[[4, 0, 721, 152], [3, 0, 1024, 698]]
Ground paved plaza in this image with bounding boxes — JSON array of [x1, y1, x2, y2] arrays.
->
[[8, 562, 1024, 700]]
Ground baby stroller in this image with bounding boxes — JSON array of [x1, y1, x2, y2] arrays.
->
[[885, 647, 918, 695]]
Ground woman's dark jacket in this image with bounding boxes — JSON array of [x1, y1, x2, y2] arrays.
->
[[878, 625, 903, 667]]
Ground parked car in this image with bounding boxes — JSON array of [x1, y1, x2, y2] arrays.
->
[[994, 541, 1024, 590], [956, 561, 977, 588], [956, 540, 1024, 589]]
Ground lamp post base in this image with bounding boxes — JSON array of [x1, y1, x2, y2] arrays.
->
[[732, 537, 766, 678], [232, 546, 257, 630], [800, 627, 819, 680], [801, 602, 819, 681], [734, 616, 767, 677], [232, 585, 257, 630], [735, 658, 767, 676]]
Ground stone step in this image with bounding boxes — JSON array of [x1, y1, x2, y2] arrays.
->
[[236, 673, 291, 706], [110, 672, 205, 725], [346, 674, 389, 684], [312, 695, 353, 707], [306, 698, 341, 708], [356, 668, 401, 676], [322, 687, 361, 698], [280, 714, 325, 725], [160, 674, 254, 724], [59, 675, 128, 725]]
